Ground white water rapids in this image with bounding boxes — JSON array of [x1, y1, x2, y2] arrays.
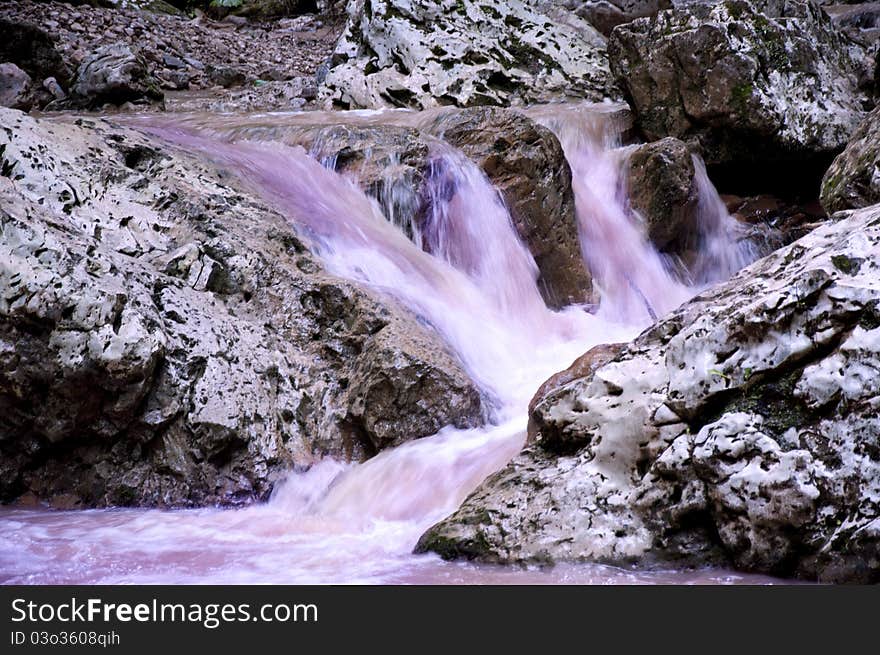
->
[[0, 104, 776, 584]]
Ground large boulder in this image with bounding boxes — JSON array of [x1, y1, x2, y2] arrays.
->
[[821, 105, 880, 213], [608, 1, 866, 174], [71, 44, 163, 108], [418, 202, 880, 582], [321, 0, 616, 109], [0, 108, 485, 508], [625, 137, 698, 252]]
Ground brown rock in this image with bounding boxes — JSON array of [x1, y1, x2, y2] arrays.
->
[[625, 137, 697, 252], [427, 107, 594, 308]]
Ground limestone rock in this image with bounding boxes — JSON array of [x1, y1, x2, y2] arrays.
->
[[0, 107, 485, 508], [418, 201, 880, 583], [625, 137, 698, 252], [821, 105, 880, 213], [321, 0, 616, 109], [608, 1, 866, 168]]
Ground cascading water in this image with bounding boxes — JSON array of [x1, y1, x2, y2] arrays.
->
[[0, 104, 768, 584], [526, 104, 757, 323]]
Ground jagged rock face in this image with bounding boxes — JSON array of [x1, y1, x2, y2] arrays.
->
[[321, 0, 616, 109], [71, 44, 163, 107], [0, 108, 485, 508], [821, 105, 880, 213], [287, 108, 592, 308], [418, 202, 880, 583], [608, 1, 866, 168]]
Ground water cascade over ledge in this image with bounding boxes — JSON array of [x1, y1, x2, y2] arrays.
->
[[0, 104, 767, 584]]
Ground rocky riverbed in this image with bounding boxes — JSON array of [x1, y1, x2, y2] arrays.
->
[[1, 0, 879, 583]]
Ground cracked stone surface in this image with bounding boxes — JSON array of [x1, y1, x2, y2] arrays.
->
[[320, 0, 617, 109], [821, 104, 880, 213], [608, 0, 867, 167], [0, 107, 485, 508], [417, 202, 880, 583]]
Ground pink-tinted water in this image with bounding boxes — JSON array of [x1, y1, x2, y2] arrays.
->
[[1, 104, 769, 584]]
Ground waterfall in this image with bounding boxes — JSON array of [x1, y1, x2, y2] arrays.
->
[[0, 104, 760, 584]]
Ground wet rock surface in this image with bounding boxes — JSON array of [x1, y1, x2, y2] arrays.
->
[[418, 202, 880, 583], [321, 0, 616, 109], [821, 105, 880, 213], [0, 108, 485, 508], [608, 1, 867, 173], [625, 137, 698, 252]]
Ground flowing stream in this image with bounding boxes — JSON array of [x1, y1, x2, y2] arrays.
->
[[0, 103, 778, 584]]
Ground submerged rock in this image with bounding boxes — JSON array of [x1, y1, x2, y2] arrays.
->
[[287, 122, 433, 242], [0, 108, 485, 508], [418, 202, 880, 583], [608, 1, 866, 172], [321, 0, 616, 109], [71, 44, 163, 108], [821, 105, 880, 213]]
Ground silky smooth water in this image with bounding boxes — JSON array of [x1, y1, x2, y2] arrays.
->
[[0, 104, 771, 585]]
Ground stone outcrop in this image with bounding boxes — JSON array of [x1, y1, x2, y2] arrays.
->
[[418, 201, 880, 583], [608, 1, 866, 171], [70, 44, 163, 107], [821, 105, 880, 213], [321, 0, 616, 109], [0, 108, 485, 508]]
